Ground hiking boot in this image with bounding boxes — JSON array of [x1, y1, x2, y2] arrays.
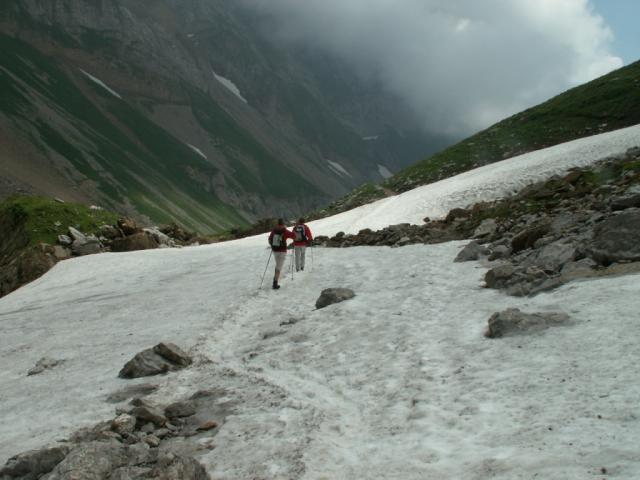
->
[[301, 266, 304, 271], [272, 281, 280, 290]]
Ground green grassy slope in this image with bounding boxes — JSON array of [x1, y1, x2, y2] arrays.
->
[[0, 195, 117, 247], [386, 60, 640, 192]]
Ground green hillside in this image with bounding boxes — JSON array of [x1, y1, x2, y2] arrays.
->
[[387, 60, 640, 192]]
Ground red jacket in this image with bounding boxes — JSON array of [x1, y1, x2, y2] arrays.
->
[[292, 224, 313, 247], [268, 227, 295, 252]]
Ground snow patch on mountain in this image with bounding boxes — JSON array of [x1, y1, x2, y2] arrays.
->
[[327, 160, 352, 177], [187, 144, 208, 159], [378, 164, 393, 179], [213, 71, 248, 104], [79, 69, 122, 99]]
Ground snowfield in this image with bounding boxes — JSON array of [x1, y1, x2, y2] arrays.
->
[[1, 126, 640, 478]]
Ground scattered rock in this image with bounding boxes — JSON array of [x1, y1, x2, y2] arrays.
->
[[131, 404, 167, 427], [196, 421, 218, 431], [454, 240, 489, 262], [106, 383, 159, 403], [589, 208, 640, 265], [27, 357, 61, 376], [315, 288, 356, 309], [57, 234, 72, 246], [153, 343, 192, 368], [473, 218, 498, 238], [485, 308, 570, 338], [119, 343, 192, 379], [112, 414, 137, 436], [0, 446, 69, 479], [511, 224, 550, 253], [117, 217, 140, 236], [111, 232, 159, 252], [165, 402, 197, 419]]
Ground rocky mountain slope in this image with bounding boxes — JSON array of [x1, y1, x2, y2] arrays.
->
[[0, 0, 442, 232]]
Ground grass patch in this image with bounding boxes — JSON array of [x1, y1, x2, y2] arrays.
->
[[0, 195, 117, 246]]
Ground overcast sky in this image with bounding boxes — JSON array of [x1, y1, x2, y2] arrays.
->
[[244, 0, 626, 137]]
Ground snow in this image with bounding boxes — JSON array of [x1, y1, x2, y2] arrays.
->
[[327, 160, 352, 178], [378, 164, 393, 179], [313, 124, 640, 236], [212, 70, 248, 104], [79, 69, 122, 99], [362, 135, 379, 141], [187, 143, 208, 159], [1, 126, 640, 478]]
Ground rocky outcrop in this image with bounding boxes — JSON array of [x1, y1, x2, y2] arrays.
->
[[119, 343, 193, 379], [315, 288, 356, 309]]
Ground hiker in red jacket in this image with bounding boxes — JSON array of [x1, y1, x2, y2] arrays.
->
[[268, 218, 295, 290], [292, 217, 313, 272]]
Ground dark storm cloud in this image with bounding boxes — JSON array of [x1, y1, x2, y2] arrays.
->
[[243, 0, 622, 136]]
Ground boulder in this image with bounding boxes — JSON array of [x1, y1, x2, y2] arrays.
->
[[106, 383, 159, 403], [67, 227, 86, 243], [52, 245, 71, 260], [112, 414, 137, 435], [99, 224, 122, 240], [589, 209, 640, 265], [315, 288, 356, 309], [165, 402, 197, 419], [153, 343, 192, 368], [117, 217, 140, 236], [511, 224, 550, 252], [611, 193, 640, 211], [488, 244, 511, 261], [111, 232, 159, 252], [0, 446, 69, 479], [484, 264, 515, 289], [522, 240, 577, 273], [485, 308, 570, 338], [57, 234, 72, 246], [473, 218, 498, 239], [454, 241, 489, 262], [131, 405, 167, 427], [144, 227, 173, 247], [119, 343, 192, 379]]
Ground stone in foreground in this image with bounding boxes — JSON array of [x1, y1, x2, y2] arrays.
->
[[315, 288, 356, 309], [119, 343, 192, 379], [485, 308, 570, 338]]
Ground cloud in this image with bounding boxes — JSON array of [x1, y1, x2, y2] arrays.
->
[[241, 0, 623, 136]]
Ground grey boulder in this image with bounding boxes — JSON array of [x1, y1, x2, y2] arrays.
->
[[315, 288, 356, 309], [119, 343, 192, 379], [0, 446, 69, 480], [454, 241, 489, 262], [485, 308, 570, 338], [589, 208, 640, 265]]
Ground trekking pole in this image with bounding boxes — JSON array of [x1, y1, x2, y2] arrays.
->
[[311, 244, 314, 272], [291, 248, 294, 280], [260, 250, 273, 289]]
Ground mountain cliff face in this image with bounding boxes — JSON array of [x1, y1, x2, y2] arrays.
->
[[0, 0, 444, 231]]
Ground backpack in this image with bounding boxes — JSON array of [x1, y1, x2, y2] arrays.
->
[[294, 225, 307, 242], [271, 232, 283, 248]]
